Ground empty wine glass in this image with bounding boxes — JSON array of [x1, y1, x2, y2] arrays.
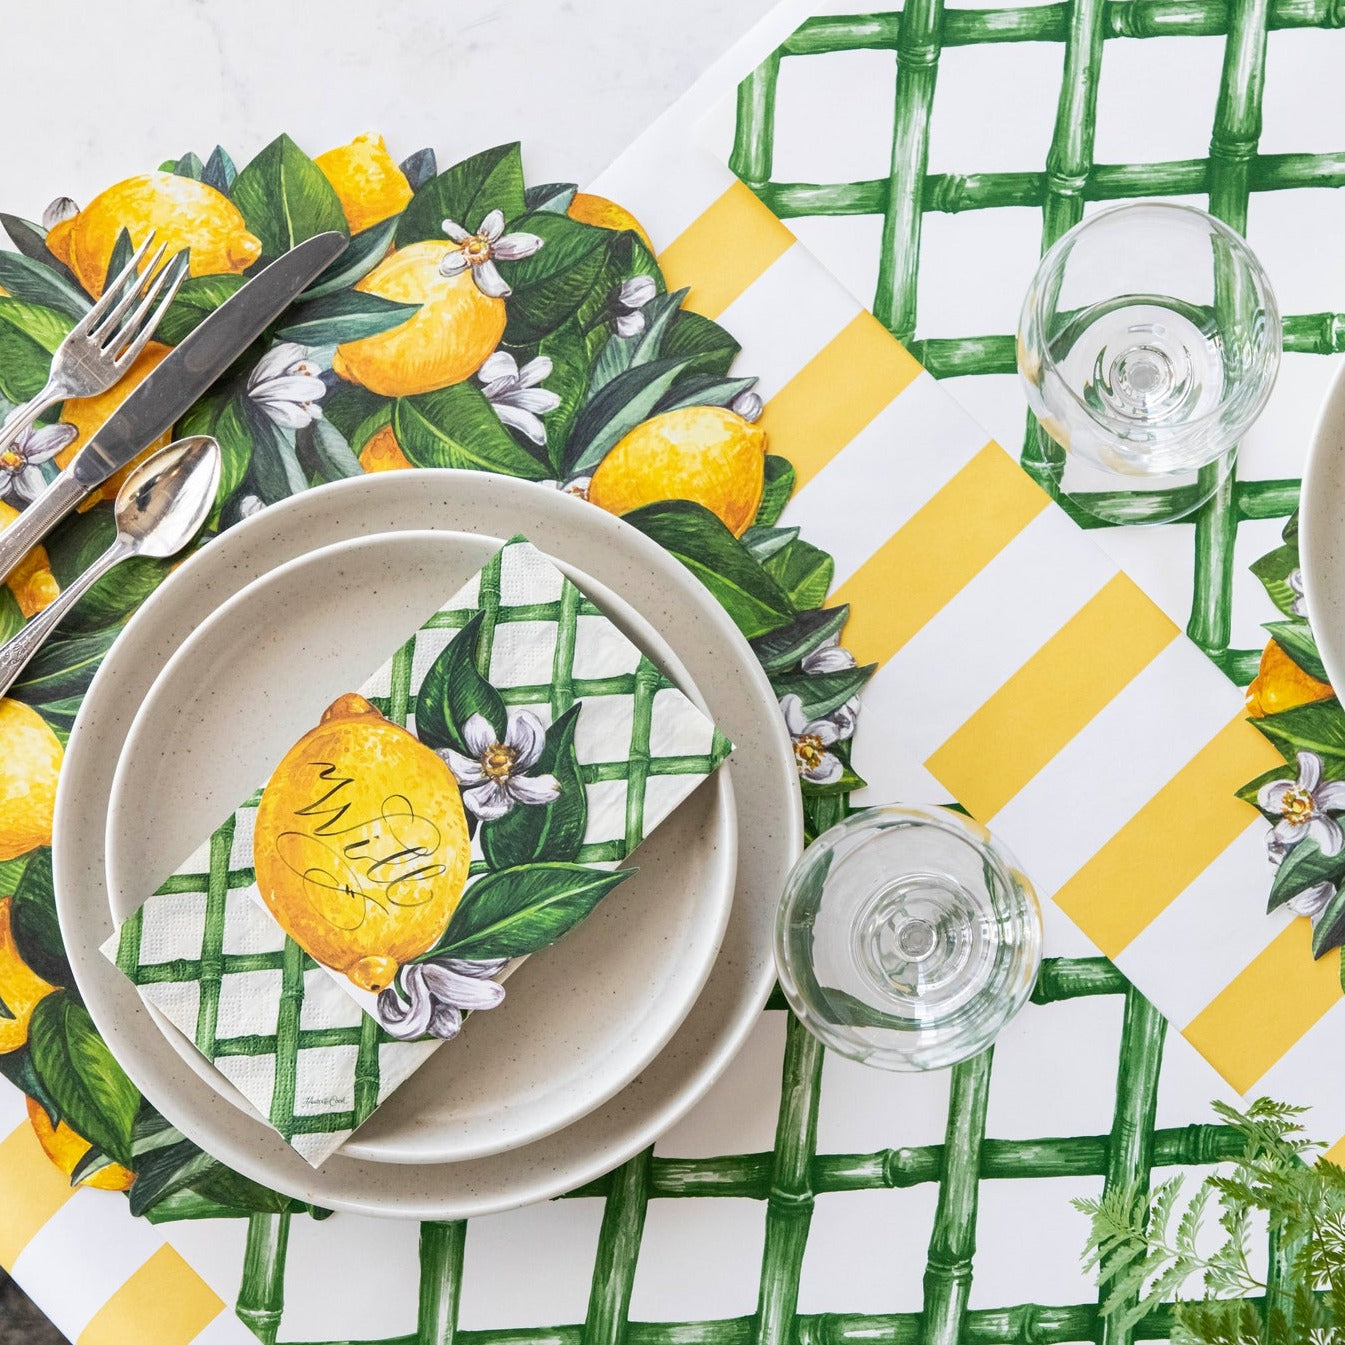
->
[[1018, 202, 1280, 524], [775, 805, 1042, 1070]]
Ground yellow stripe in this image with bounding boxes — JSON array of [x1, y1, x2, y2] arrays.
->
[[0, 1118, 77, 1270], [657, 181, 795, 320], [831, 443, 1050, 668], [1185, 921, 1341, 1093], [1055, 714, 1284, 956], [79, 1246, 224, 1345], [1325, 1134, 1345, 1166], [925, 574, 1179, 820], [759, 312, 924, 491]]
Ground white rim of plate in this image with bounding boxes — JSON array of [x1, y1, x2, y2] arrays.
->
[[1299, 360, 1345, 692], [53, 470, 800, 1217], [103, 529, 737, 1164]]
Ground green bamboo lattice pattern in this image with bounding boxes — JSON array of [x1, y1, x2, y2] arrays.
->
[[230, 956, 1258, 1345], [727, 0, 1345, 679]]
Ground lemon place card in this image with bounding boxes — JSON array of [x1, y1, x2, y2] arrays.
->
[[103, 537, 731, 1165]]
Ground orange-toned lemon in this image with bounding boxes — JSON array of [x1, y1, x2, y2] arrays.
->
[[0, 897, 56, 1052], [25, 1097, 134, 1191], [254, 694, 471, 992], [1246, 637, 1335, 718], [359, 423, 413, 473], [0, 701, 63, 863], [0, 502, 58, 618], [315, 133, 413, 235], [588, 405, 767, 537], [332, 241, 505, 397], [567, 193, 654, 252], [55, 341, 174, 503], [46, 173, 261, 297]]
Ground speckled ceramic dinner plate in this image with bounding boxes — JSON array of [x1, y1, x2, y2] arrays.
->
[[103, 530, 736, 1165], [53, 471, 799, 1218]]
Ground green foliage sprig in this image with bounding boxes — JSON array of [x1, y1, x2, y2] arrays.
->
[[1075, 1098, 1345, 1344]]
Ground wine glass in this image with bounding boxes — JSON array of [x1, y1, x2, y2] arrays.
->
[[1018, 202, 1281, 524], [774, 804, 1042, 1070]]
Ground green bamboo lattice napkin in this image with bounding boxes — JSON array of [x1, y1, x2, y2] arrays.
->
[[103, 537, 731, 1166]]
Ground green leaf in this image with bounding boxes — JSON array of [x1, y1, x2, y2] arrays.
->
[[755, 456, 795, 528], [230, 133, 348, 258], [0, 1044, 59, 1126], [179, 392, 253, 520], [249, 413, 306, 502], [1251, 699, 1345, 773], [565, 356, 697, 476], [9, 626, 118, 726], [0, 300, 68, 402], [655, 374, 758, 416], [0, 251, 89, 319], [10, 849, 72, 987], [1267, 838, 1345, 912], [394, 384, 549, 480], [623, 499, 796, 639], [305, 418, 363, 481], [433, 863, 630, 959], [173, 151, 205, 181], [501, 213, 612, 344], [1, 214, 75, 278], [1251, 540, 1302, 620], [203, 145, 237, 195], [414, 610, 507, 754], [741, 525, 799, 563], [662, 310, 741, 377], [764, 537, 834, 609], [750, 606, 850, 673], [323, 381, 389, 442], [155, 274, 246, 344], [300, 217, 396, 299], [480, 704, 587, 869], [771, 663, 874, 720], [524, 182, 578, 214], [1312, 886, 1345, 958], [45, 505, 169, 631], [277, 288, 418, 345], [627, 290, 688, 365], [0, 586, 23, 645], [1265, 620, 1330, 684], [400, 148, 438, 193], [0, 994, 11, 1020], [535, 319, 595, 474], [27, 992, 140, 1167], [396, 142, 525, 245], [103, 231, 135, 296]]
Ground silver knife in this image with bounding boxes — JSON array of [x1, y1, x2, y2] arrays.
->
[[0, 230, 348, 585]]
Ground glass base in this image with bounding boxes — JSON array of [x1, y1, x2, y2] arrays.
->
[[775, 805, 1043, 1071], [1053, 441, 1236, 528]]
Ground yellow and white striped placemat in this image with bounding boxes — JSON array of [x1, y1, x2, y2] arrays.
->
[[593, 139, 1345, 1148]]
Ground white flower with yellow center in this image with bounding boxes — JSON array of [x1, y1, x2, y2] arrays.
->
[[1259, 750, 1345, 859], [247, 343, 326, 429], [0, 423, 77, 506], [478, 351, 560, 446], [781, 693, 853, 786], [377, 955, 508, 1040], [439, 209, 544, 298], [438, 708, 561, 820]]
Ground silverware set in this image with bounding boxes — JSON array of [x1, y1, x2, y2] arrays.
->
[[0, 228, 348, 691]]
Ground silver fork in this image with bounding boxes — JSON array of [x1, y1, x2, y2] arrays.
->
[[0, 233, 190, 456]]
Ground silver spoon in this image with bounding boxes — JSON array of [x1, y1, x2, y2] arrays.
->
[[0, 434, 222, 698]]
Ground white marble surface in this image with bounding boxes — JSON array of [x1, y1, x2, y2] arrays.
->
[[5, 0, 779, 217]]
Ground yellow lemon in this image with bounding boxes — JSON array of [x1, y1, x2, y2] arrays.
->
[[1246, 637, 1335, 718], [0, 701, 63, 863], [315, 133, 413, 235], [567, 192, 654, 252], [589, 405, 767, 537], [0, 897, 56, 1053], [47, 172, 261, 298], [359, 423, 413, 473], [254, 693, 471, 992], [55, 341, 174, 504], [0, 502, 58, 618], [26, 1096, 134, 1191], [332, 240, 505, 398]]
